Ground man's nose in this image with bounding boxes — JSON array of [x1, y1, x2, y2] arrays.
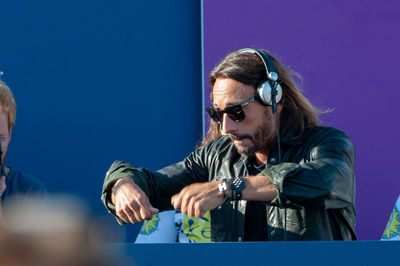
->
[[221, 113, 237, 135]]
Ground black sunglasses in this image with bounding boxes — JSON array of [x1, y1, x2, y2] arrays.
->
[[206, 96, 256, 123]]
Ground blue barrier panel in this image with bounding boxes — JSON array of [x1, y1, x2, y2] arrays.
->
[[104, 241, 399, 266]]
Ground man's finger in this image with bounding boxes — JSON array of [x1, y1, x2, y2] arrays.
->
[[131, 212, 145, 223], [150, 207, 159, 214], [119, 201, 141, 223], [140, 199, 159, 220], [194, 200, 204, 218], [187, 196, 196, 217], [126, 201, 145, 223], [180, 193, 191, 215], [171, 193, 182, 210], [139, 207, 154, 221], [116, 208, 130, 223]]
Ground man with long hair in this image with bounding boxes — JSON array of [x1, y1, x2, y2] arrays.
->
[[102, 49, 356, 241]]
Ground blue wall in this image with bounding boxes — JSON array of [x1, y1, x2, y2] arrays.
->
[[1, 0, 202, 240]]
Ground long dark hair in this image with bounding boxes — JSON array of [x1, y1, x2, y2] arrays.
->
[[198, 120, 221, 148]]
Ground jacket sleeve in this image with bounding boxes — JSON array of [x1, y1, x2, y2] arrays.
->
[[258, 127, 355, 209], [101, 147, 210, 222]]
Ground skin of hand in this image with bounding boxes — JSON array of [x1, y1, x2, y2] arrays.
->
[[0, 176, 6, 196], [171, 181, 224, 218], [0, 176, 6, 223], [111, 177, 159, 224]]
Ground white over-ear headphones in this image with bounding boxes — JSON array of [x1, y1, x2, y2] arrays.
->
[[238, 48, 282, 111]]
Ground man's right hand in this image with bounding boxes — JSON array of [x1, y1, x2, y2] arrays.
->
[[111, 177, 159, 224], [0, 176, 6, 196], [0, 176, 5, 223]]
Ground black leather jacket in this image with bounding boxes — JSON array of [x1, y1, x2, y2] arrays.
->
[[101, 126, 356, 241]]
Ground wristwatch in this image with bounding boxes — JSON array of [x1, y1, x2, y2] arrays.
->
[[230, 177, 246, 200]]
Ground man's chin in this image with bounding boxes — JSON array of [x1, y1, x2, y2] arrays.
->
[[233, 138, 250, 148], [233, 140, 257, 157]]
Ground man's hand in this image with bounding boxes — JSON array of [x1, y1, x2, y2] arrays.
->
[[0, 176, 6, 223], [0, 176, 6, 196], [171, 182, 224, 218], [111, 177, 159, 224]]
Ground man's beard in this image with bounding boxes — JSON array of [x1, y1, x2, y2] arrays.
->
[[230, 113, 276, 157]]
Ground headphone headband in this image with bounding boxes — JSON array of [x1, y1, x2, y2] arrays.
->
[[237, 48, 277, 80]]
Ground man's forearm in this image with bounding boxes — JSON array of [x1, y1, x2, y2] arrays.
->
[[241, 175, 277, 202]]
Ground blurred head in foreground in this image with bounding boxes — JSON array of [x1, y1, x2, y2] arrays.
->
[[0, 195, 127, 266]]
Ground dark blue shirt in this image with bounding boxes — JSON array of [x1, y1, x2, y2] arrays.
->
[[1, 167, 46, 206]]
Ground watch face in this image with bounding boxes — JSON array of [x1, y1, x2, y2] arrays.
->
[[231, 177, 246, 200]]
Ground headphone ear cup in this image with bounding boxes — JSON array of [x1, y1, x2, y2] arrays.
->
[[257, 81, 282, 106]]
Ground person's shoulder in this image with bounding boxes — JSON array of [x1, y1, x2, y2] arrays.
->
[[303, 126, 354, 150], [7, 167, 47, 194]]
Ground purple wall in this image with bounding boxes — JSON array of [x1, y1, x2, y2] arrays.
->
[[203, 0, 400, 240]]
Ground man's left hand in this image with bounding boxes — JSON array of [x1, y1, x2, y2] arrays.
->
[[171, 182, 223, 218]]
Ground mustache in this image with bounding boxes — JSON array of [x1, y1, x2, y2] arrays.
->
[[230, 134, 252, 141]]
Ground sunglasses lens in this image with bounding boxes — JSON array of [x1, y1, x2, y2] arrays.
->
[[226, 105, 245, 122], [206, 107, 222, 123]]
